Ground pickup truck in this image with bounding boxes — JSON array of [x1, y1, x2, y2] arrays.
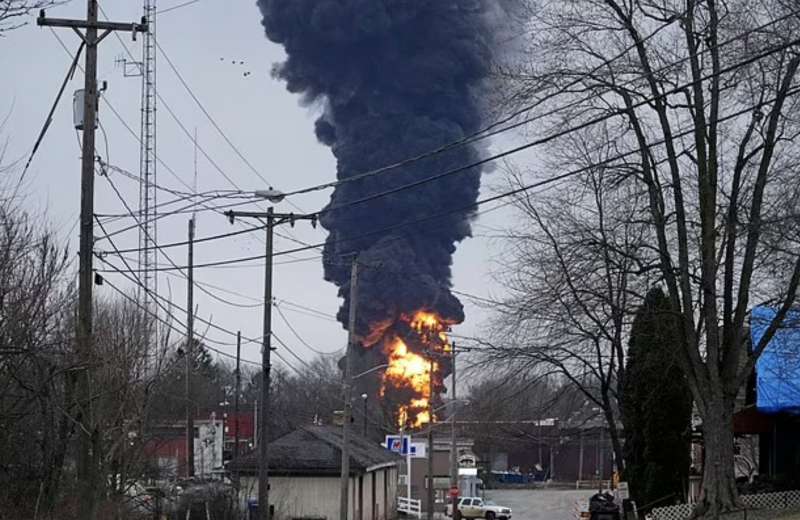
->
[[446, 497, 512, 520]]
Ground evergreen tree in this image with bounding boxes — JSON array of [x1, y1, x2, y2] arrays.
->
[[622, 287, 692, 510]]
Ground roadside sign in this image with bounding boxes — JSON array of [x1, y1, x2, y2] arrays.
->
[[385, 435, 410, 454], [617, 481, 629, 500], [409, 442, 427, 458]]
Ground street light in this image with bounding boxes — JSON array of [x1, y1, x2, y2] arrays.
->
[[224, 189, 317, 520], [253, 188, 286, 204], [361, 393, 368, 436]]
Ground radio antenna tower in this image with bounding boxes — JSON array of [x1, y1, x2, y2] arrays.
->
[[138, 0, 158, 321]]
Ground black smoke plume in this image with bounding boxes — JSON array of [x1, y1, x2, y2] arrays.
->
[[257, 1, 495, 341]]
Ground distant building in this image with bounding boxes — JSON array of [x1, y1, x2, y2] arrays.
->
[[401, 435, 477, 514], [221, 409, 256, 461], [730, 307, 800, 485], [470, 418, 615, 485], [232, 425, 400, 520], [143, 417, 224, 479]]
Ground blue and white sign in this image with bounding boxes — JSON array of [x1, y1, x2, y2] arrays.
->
[[384, 436, 427, 458], [385, 435, 410, 454]]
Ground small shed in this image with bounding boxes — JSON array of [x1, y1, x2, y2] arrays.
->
[[233, 425, 400, 520]]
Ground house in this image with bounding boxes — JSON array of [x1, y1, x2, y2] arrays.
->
[[730, 306, 800, 484], [232, 425, 400, 520], [143, 418, 225, 479], [221, 409, 256, 462]]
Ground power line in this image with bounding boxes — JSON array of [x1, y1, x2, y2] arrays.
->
[[154, 35, 305, 213], [93, 206, 250, 352], [276, 8, 797, 201], [94, 10, 308, 253], [100, 172, 282, 311], [100, 275, 260, 365], [271, 332, 312, 369], [95, 72, 800, 274], [97, 255, 306, 374], [276, 299, 339, 323], [275, 303, 342, 356], [100, 219, 263, 254], [156, 0, 201, 15], [48, 28, 204, 195], [310, 32, 800, 219], [93, 200, 314, 374]]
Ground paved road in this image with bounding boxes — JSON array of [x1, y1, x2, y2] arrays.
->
[[482, 488, 596, 520]]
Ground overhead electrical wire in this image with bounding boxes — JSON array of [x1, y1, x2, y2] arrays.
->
[[276, 7, 799, 200], [274, 303, 342, 356], [156, 0, 202, 16], [96, 11, 798, 259], [95, 17, 800, 272], [100, 172, 284, 310], [97, 255, 306, 375], [91, 9, 312, 253], [153, 35, 306, 213], [95, 174, 316, 371], [101, 275, 261, 366], [93, 213, 249, 352], [95, 70, 800, 275], [309, 32, 800, 219], [48, 28, 210, 197]]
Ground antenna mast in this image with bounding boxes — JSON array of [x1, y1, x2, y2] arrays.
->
[[138, 0, 158, 321]]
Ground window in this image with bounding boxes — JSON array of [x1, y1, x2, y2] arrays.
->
[[461, 499, 472, 506], [473, 499, 483, 507]]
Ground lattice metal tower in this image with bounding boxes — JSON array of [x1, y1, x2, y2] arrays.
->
[[138, 0, 157, 314]]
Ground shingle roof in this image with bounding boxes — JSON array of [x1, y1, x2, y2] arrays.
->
[[231, 425, 400, 476]]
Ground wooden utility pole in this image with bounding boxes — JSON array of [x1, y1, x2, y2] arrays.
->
[[339, 258, 359, 520], [234, 331, 242, 480], [186, 217, 196, 477], [427, 357, 435, 520], [37, 6, 146, 519], [449, 349, 458, 508], [225, 205, 317, 520]]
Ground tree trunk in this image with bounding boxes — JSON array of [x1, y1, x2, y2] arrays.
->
[[692, 397, 739, 519], [603, 405, 625, 476]]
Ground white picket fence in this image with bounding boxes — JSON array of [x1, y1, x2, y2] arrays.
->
[[648, 490, 800, 520], [398, 496, 422, 518]]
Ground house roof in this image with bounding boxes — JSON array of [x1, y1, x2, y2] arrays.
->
[[231, 425, 400, 476]]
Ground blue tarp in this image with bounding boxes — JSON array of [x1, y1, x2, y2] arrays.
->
[[751, 306, 800, 414]]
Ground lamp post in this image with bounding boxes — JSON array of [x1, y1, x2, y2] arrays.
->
[[361, 393, 368, 436], [224, 189, 317, 520]]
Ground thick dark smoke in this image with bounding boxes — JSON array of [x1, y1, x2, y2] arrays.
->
[[258, 0, 495, 340]]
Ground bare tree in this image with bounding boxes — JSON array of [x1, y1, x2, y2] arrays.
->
[[492, 1, 800, 516], [0, 194, 75, 517], [0, 0, 63, 34], [480, 125, 654, 474]]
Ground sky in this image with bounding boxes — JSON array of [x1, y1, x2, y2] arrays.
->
[[0, 0, 522, 382]]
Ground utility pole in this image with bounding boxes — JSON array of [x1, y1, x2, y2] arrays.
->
[[225, 202, 317, 520], [37, 6, 146, 519], [186, 217, 195, 478], [234, 331, 241, 486], [340, 258, 359, 520], [427, 357, 435, 520], [449, 348, 458, 510]]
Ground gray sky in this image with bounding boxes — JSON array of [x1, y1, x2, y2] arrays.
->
[[1, 0, 518, 377]]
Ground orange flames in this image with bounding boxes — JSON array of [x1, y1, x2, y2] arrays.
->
[[377, 310, 453, 429]]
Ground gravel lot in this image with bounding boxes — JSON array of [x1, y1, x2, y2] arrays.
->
[[481, 488, 596, 520]]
